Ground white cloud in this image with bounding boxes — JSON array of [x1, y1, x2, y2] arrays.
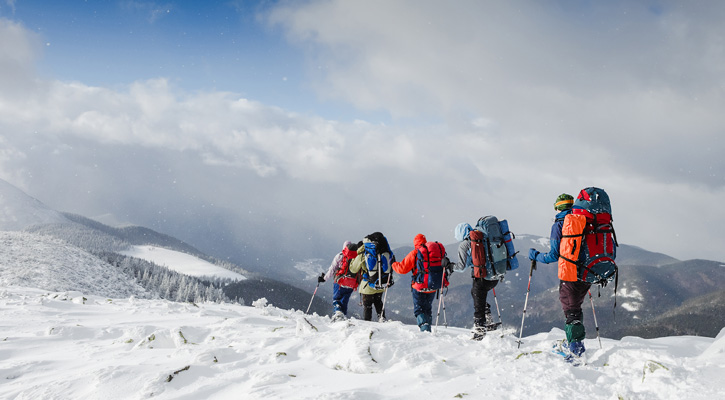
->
[[266, 1, 725, 187], [1, 8, 725, 263]]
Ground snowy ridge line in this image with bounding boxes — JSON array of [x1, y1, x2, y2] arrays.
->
[[1, 286, 723, 399], [0, 231, 147, 298]]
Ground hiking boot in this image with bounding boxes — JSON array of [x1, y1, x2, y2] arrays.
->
[[553, 340, 585, 365], [420, 323, 431, 332], [484, 305, 493, 326], [568, 340, 585, 357], [472, 326, 486, 341], [331, 311, 345, 322]]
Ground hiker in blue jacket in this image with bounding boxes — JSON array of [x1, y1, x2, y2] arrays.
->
[[528, 193, 590, 361], [529, 194, 573, 265]]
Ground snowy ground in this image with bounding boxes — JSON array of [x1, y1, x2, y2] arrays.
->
[[119, 245, 246, 281], [1, 286, 723, 400]]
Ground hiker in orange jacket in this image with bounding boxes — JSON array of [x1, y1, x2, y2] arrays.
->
[[392, 233, 448, 332]]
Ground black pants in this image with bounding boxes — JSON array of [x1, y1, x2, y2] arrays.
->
[[472, 278, 498, 326], [362, 292, 385, 321], [559, 280, 591, 323]]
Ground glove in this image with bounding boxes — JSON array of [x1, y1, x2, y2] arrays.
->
[[446, 263, 454, 275], [528, 248, 540, 261], [318, 272, 325, 283]]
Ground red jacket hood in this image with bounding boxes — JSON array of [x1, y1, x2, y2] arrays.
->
[[414, 233, 427, 247]]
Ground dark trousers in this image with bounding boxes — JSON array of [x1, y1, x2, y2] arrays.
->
[[332, 283, 354, 315], [362, 292, 385, 321], [558, 280, 591, 323], [559, 280, 591, 342], [412, 289, 436, 324], [472, 278, 498, 326]]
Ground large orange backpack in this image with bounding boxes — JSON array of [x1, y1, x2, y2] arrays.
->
[[558, 187, 618, 286]]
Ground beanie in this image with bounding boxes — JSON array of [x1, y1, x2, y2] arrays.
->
[[554, 193, 574, 211]]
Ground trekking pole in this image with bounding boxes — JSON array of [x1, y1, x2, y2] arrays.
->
[[380, 270, 393, 321], [434, 270, 447, 333], [306, 280, 320, 314], [492, 287, 503, 326], [588, 290, 603, 349], [517, 259, 536, 348]]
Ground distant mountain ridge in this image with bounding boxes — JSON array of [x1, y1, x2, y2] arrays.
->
[[0, 179, 69, 231], [0, 179, 328, 314], [1, 177, 722, 337]]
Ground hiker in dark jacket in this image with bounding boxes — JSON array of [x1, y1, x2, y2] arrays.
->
[[453, 222, 497, 340], [528, 193, 590, 359]]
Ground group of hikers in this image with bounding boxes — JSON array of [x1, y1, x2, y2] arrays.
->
[[316, 187, 618, 362]]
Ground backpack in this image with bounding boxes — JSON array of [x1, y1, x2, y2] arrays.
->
[[469, 230, 487, 278], [412, 241, 449, 292], [362, 232, 394, 289], [558, 187, 618, 286], [472, 216, 518, 280], [335, 243, 360, 289]]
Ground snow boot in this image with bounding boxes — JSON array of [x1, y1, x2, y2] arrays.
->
[[331, 310, 345, 322], [483, 307, 501, 331], [552, 340, 585, 365], [568, 340, 585, 358], [417, 314, 432, 332], [472, 325, 486, 341]]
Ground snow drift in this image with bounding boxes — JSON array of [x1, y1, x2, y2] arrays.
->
[[1, 286, 723, 399]]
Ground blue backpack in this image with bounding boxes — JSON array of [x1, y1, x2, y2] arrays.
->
[[475, 216, 519, 280], [362, 232, 394, 289]]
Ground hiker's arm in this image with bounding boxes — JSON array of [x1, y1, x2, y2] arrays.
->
[[324, 253, 342, 281], [455, 241, 470, 271], [392, 249, 416, 275], [348, 249, 365, 274], [535, 223, 562, 264]]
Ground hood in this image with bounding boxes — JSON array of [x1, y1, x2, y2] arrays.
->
[[454, 222, 472, 241], [414, 233, 427, 247]]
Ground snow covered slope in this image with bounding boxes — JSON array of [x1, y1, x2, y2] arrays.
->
[[0, 179, 68, 231], [119, 245, 246, 281], [0, 286, 723, 399], [0, 232, 147, 298]]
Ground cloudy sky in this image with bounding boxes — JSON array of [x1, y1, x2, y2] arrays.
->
[[1, 0, 724, 264]]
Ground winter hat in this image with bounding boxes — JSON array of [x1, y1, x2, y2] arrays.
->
[[554, 193, 574, 211], [343, 241, 353, 250]]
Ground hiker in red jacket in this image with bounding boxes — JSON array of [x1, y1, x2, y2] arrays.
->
[[392, 234, 448, 332]]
